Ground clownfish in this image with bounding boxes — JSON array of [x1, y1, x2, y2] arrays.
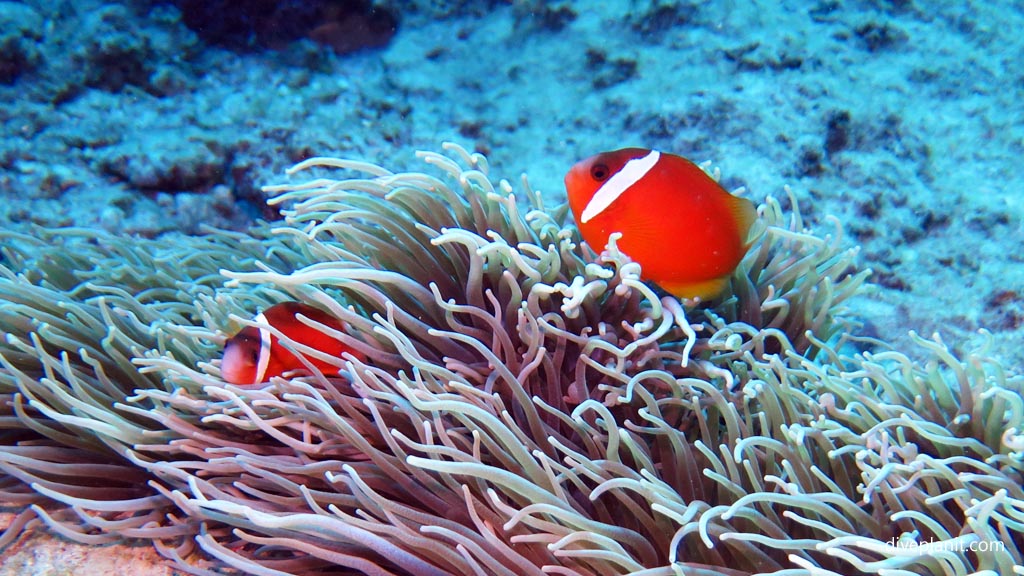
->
[[565, 148, 757, 300], [221, 301, 360, 385]]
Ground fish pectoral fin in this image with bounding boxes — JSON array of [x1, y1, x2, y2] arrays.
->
[[658, 276, 731, 301]]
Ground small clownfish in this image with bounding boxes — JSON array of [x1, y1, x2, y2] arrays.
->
[[221, 301, 360, 385], [565, 148, 758, 300]]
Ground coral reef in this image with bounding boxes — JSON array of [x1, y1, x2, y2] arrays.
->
[[0, 145, 1021, 575]]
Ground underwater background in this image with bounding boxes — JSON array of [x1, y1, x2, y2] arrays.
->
[[0, 0, 1022, 574]]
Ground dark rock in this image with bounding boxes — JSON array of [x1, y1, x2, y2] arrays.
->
[[171, 0, 398, 54], [585, 48, 638, 89], [855, 21, 908, 52], [630, 0, 698, 37], [796, 146, 825, 177], [824, 110, 851, 154], [0, 2, 44, 84]]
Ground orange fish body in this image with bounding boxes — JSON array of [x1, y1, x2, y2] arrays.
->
[[221, 301, 359, 385], [565, 148, 757, 300]]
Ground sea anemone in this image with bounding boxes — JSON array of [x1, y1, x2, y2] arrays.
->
[[1, 144, 1020, 575]]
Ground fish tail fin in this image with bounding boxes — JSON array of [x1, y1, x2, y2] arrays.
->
[[659, 275, 731, 301], [729, 195, 759, 245]]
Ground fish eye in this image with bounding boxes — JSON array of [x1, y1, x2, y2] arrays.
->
[[248, 349, 259, 364], [590, 163, 610, 182]]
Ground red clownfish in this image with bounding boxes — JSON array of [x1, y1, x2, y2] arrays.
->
[[565, 148, 757, 300], [221, 301, 360, 385]]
